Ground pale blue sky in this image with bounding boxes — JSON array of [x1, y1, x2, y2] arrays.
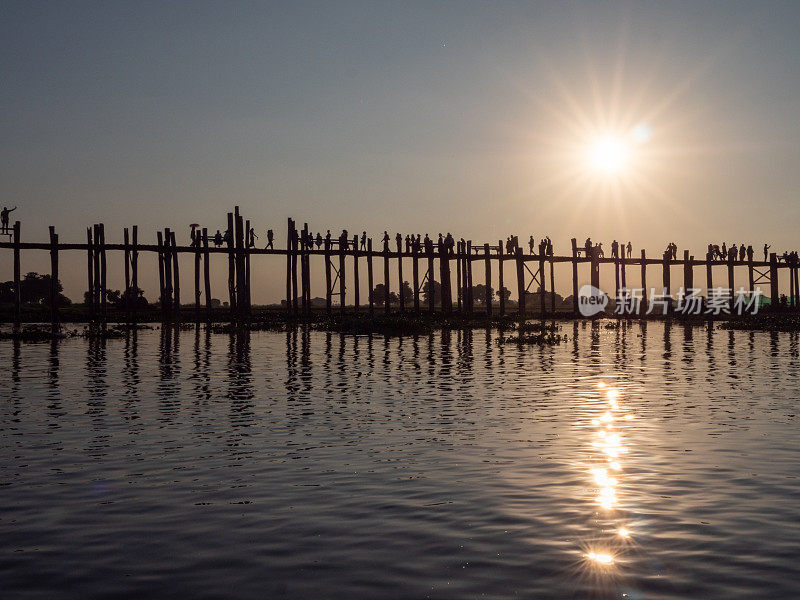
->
[[2, 1, 800, 301]]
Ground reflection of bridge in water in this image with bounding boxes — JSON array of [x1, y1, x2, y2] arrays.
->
[[1, 206, 797, 326]]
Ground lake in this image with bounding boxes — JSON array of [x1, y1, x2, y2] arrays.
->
[[2, 321, 799, 599]]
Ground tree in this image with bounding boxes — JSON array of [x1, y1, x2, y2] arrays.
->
[[422, 279, 442, 305], [369, 283, 398, 306], [0, 272, 71, 306], [496, 286, 511, 302], [471, 283, 495, 304]]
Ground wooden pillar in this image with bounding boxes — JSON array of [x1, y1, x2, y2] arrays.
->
[[465, 241, 473, 314], [99, 224, 107, 321], [193, 228, 200, 312], [412, 242, 420, 313], [398, 243, 405, 313], [571, 238, 579, 314], [590, 245, 600, 291], [484, 243, 492, 317], [157, 230, 166, 313], [339, 234, 346, 314], [640, 249, 648, 315], [124, 227, 131, 320], [614, 253, 620, 303], [353, 235, 360, 312], [93, 224, 101, 311], [299, 223, 308, 316], [620, 252, 627, 290], [706, 252, 714, 311], [455, 242, 462, 312], [549, 252, 555, 314], [12, 222, 20, 327], [234, 209, 246, 315], [515, 247, 525, 317], [747, 254, 755, 295], [383, 239, 390, 314], [131, 225, 139, 323], [169, 230, 180, 316], [202, 227, 211, 319], [440, 242, 451, 314], [727, 252, 735, 312], [163, 228, 173, 318], [770, 253, 778, 308], [427, 244, 434, 313], [286, 218, 293, 315], [539, 250, 546, 316], [498, 241, 505, 316], [227, 212, 237, 314], [683, 250, 692, 292], [324, 237, 332, 314], [662, 250, 671, 315], [86, 227, 95, 320], [49, 226, 59, 328], [367, 238, 374, 317]]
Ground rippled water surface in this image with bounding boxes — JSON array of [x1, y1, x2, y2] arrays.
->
[[2, 322, 800, 599]]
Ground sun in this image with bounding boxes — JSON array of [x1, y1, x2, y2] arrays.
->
[[586, 136, 631, 175]]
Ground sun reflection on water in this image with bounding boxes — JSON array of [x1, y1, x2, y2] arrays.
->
[[581, 381, 637, 575]]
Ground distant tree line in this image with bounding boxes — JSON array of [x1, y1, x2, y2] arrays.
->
[[0, 271, 152, 309]]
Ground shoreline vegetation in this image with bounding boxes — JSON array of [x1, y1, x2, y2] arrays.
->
[[2, 305, 799, 343]]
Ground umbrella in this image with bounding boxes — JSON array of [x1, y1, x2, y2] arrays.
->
[[189, 223, 199, 228]]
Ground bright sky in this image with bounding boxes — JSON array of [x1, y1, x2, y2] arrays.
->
[[2, 1, 800, 302]]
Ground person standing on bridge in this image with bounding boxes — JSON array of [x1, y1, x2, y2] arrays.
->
[[1, 206, 17, 234], [611, 240, 619, 258], [739, 244, 746, 262], [528, 236, 535, 254], [360, 231, 367, 250], [584, 237, 592, 257], [626, 241, 632, 258], [396, 232, 402, 253], [746, 245, 754, 262], [764, 243, 771, 262], [382, 231, 390, 251]]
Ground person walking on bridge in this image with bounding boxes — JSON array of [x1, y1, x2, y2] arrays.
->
[[764, 243, 771, 262], [528, 236, 535, 254], [266, 229, 274, 249]]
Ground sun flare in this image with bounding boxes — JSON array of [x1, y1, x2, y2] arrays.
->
[[587, 136, 631, 174]]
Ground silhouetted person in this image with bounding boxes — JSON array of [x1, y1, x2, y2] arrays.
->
[[341, 230, 349, 250], [396, 232, 402, 253], [764, 243, 771, 262], [315, 232, 322, 248], [626, 241, 632, 258], [739, 245, 746, 262], [405, 235, 411, 253], [213, 230, 223, 247], [611, 240, 619, 258], [360, 231, 367, 251], [546, 236, 553, 256], [223, 228, 232, 245], [1, 206, 17, 234], [585, 237, 592, 257], [746, 245, 754, 261], [265, 229, 273, 249], [382, 231, 390, 251], [596, 242, 604, 258], [721, 242, 727, 258], [424, 234, 432, 254], [248, 227, 258, 248], [416, 234, 422, 252], [528, 235, 535, 254]]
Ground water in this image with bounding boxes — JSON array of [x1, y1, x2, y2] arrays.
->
[[2, 322, 799, 599]]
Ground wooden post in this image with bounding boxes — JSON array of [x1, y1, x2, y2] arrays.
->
[[614, 251, 620, 304], [398, 241, 405, 313], [539, 249, 546, 316], [770, 252, 779, 308], [683, 250, 692, 292], [747, 253, 755, 295], [124, 227, 131, 320], [484, 243, 492, 317], [93, 224, 101, 311], [339, 232, 346, 314], [498, 241, 505, 316], [131, 225, 139, 323], [515, 247, 525, 317], [324, 236, 332, 314], [163, 228, 173, 318], [194, 227, 201, 312], [299, 223, 308, 316], [640, 249, 648, 315], [227, 212, 237, 314], [49, 226, 59, 328], [202, 227, 211, 319], [367, 238, 374, 317], [620, 252, 627, 290], [427, 242, 434, 313], [549, 251, 555, 314], [12, 221, 20, 327], [169, 230, 180, 315], [234, 210, 245, 315], [727, 251, 735, 312], [286, 219, 293, 315], [571, 238, 579, 314], [383, 238, 390, 314], [466, 241, 473, 314], [87, 227, 95, 319], [157, 230, 166, 313], [99, 224, 107, 321], [662, 250, 670, 315], [455, 242, 462, 312], [439, 241, 451, 314], [706, 252, 714, 311], [353, 235, 360, 312], [412, 242, 420, 313]]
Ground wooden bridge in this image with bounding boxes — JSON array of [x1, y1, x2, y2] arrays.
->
[[1, 206, 798, 326]]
